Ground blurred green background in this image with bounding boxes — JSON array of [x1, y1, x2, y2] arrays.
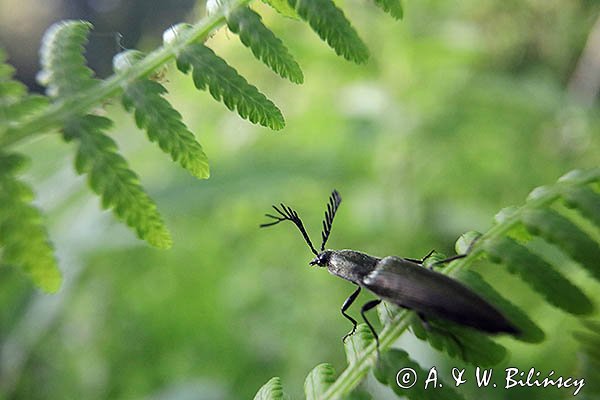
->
[[1, 0, 600, 399]]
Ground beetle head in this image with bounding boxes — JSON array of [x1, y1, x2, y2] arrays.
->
[[309, 250, 332, 267]]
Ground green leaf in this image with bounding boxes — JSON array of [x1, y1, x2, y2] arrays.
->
[[305, 363, 336, 400], [454, 269, 546, 343], [261, 0, 299, 18], [374, 349, 465, 400], [63, 115, 172, 249], [0, 50, 48, 129], [121, 78, 210, 179], [176, 43, 285, 130], [253, 377, 285, 400], [410, 315, 508, 366], [372, 0, 403, 20], [287, 0, 369, 64], [562, 186, 600, 230], [37, 20, 97, 98], [0, 152, 61, 292], [344, 323, 375, 365], [483, 236, 594, 316], [573, 321, 600, 397], [226, 7, 303, 84], [521, 208, 600, 281]]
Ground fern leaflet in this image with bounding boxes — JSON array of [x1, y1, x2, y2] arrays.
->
[[304, 363, 336, 400], [63, 115, 172, 249], [176, 41, 284, 130], [226, 7, 304, 84], [287, 0, 369, 64], [0, 153, 61, 292], [253, 377, 285, 400], [372, 0, 403, 20], [114, 52, 210, 179], [37, 20, 97, 98]]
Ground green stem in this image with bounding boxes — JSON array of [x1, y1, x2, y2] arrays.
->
[[0, 0, 251, 148], [320, 168, 599, 399]]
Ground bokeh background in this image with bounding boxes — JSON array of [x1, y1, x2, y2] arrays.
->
[[1, 0, 600, 399]]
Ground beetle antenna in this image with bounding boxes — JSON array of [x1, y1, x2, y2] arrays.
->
[[260, 203, 319, 256], [320, 190, 342, 251]]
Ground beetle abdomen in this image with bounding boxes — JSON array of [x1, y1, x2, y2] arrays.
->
[[363, 256, 520, 334]]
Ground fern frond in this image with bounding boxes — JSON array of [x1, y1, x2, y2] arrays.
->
[[287, 0, 369, 64], [0, 153, 61, 292], [253, 377, 285, 400], [37, 20, 97, 98], [304, 363, 336, 400], [226, 7, 304, 84], [372, 0, 403, 20], [63, 115, 172, 249], [176, 41, 285, 130]]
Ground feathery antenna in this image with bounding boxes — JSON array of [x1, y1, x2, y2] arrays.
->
[[260, 203, 319, 256], [320, 190, 342, 251]]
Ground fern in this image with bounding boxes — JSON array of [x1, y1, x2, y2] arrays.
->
[[254, 377, 286, 400], [0, 153, 61, 292], [287, 0, 369, 64], [116, 51, 210, 179], [63, 115, 172, 248], [175, 38, 285, 129], [1, 0, 402, 290], [256, 167, 600, 398], [225, 7, 304, 83]]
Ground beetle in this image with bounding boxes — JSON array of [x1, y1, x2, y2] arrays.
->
[[260, 190, 520, 349]]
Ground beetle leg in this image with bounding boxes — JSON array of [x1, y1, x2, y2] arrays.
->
[[405, 249, 435, 265], [360, 299, 382, 355], [341, 285, 361, 342]]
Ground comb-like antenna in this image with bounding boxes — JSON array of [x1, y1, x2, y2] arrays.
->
[[320, 190, 342, 251], [260, 203, 319, 256]]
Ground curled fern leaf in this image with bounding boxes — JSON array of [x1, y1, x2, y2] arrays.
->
[[372, 0, 403, 20], [0, 153, 61, 292], [253, 377, 285, 400], [176, 41, 284, 130], [118, 73, 210, 179], [38, 20, 97, 98], [483, 236, 594, 316], [287, 0, 369, 64], [63, 115, 172, 249], [226, 7, 304, 84], [305, 363, 336, 400]]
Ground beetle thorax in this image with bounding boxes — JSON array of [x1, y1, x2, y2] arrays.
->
[[324, 250, 380, 284]]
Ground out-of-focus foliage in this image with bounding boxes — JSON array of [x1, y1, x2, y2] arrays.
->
[[0, 1, 599, 399]]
